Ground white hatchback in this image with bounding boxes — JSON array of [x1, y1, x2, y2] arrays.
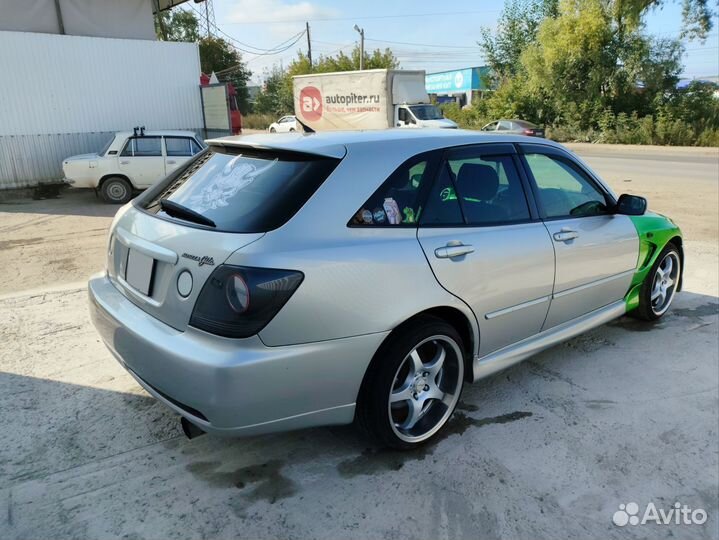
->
[[268, 115, 297, 133], [63, 130, 204, 203]]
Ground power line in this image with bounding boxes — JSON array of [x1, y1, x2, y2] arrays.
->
[[365, 37, 479, 50], [185, 3, 305, 55], [216, 32, 307, 72], [220, 8, 502, 25]]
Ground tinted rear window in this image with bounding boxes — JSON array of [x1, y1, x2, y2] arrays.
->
[[142, 146, 340, 233]]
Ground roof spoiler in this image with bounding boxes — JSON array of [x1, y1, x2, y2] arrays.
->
[[296, 118, 315, 133]]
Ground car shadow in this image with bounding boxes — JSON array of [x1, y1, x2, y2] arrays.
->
[[0, 189, 122, 219]]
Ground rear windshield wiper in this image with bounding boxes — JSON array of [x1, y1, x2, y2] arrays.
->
[[159, 199, 216, 228]]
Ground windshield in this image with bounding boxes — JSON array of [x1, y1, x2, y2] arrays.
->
[[143, 147, 340, 233], [97, 135, 115, 156], [409, 105, 444, 120]]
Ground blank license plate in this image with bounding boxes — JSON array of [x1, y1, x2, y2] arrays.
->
[[125, 249, 155, 296]]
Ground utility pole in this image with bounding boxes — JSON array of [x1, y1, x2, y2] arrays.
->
[[153, 0, 167, 40], [306, 22, 312, 71], [53, 0, 65, 34], [353, 25, 364, 70], [203, 0, 216, 38]]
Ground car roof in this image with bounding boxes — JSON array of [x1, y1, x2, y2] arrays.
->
[[114, 130, 198, 138], [495, 119, 538, 128], [205, 129, 562, 159]]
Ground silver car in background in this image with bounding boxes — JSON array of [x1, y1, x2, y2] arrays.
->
[[481, 119, 545, 137], [89, 129, 681, 449]]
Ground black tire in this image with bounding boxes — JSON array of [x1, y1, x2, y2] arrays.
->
[[269, 127, 276, 133], [100, 176, 132, 204], [356, 315, 465, 449], [289, 128, 296, 132], [631, 243, 681, 321]]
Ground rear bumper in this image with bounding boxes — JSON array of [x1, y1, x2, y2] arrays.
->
[[88, 272, 387, 436]]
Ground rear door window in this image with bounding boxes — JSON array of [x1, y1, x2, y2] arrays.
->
[[420, 146, 531, 226], [121, 137, 162, 157], [420, 165, 464, 226], [165, 137, 200, 157], [349, 152, 438, 226], [143, 147, 340, 233]]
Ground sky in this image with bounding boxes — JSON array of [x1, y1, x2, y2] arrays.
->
[[188, 0, 719, 85]]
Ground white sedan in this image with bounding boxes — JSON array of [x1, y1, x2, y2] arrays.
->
[[268, 115, 297, 133], [63, 130, 204, 204]]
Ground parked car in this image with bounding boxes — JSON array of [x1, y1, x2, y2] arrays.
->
[[63, 130, 204, 204], [481, 119, 545, 137], [89, 129, 683, 449], [269, 115, 298, 133]]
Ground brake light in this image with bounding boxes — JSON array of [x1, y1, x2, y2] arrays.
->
[[524, 129, 534, 135], [190, 265, 303, 338]]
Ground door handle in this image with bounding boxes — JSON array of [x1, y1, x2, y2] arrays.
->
[[553, 228, 579, 242], [434, 242, 474, 259], [120, 160, 130, 165], [166, 160, 176, 165]]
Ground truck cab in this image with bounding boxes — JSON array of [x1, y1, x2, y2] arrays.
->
[[396, 104, 457, 128]]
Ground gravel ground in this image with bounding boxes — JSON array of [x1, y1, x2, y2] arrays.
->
[[0, 144, 717, 540]]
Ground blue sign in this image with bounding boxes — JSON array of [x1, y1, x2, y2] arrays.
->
[[425, 68, 473, 93], [425, 67, 491, 94]]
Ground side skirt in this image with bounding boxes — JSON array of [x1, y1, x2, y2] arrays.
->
[[471, 300, 626, 382]]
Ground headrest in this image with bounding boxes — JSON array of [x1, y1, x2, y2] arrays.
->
[[456, 163, 499, 201]]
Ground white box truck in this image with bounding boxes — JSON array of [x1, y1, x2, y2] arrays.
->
[[293, 69, 457, 131]]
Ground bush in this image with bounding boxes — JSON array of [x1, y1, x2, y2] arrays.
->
[[242, 113, 275, 130], [439, 103, 490, 129], [454, 99, 719, 147]]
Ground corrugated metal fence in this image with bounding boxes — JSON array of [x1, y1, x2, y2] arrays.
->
[[0, 132, 114, 188], [0, 30, 204, 189]]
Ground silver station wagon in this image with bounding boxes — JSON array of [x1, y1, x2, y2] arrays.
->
[[89, 130, 683, 449]]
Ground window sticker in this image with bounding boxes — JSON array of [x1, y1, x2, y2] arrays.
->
[[187, 156, 279, 212]]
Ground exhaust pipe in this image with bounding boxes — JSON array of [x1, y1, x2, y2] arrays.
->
[[181, 417, 206, 439]]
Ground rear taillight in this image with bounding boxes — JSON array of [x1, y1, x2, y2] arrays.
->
[[190, 265, 303, 338], [523, 129, 534, 135]]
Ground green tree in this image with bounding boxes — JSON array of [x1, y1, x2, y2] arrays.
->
[[154, 10, 252, 113], [155, 9, 201, 42], [288, 46, 399, 75], [479, 0, 559, 79], [199, 38, 253, 113], [520, 0, 685, 125], [254, 67, 294, 116], [254, 46, 400, 115]]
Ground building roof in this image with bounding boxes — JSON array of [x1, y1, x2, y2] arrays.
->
[[154, 0, 194, 13]]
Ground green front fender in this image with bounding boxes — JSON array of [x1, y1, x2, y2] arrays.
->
[[624, 212, 683, 312]]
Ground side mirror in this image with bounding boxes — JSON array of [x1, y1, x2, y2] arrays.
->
[[614, 193, 647, 216]]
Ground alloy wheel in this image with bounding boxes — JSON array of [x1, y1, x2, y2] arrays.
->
[[388, 335, 463, 443], [650, 251, 680, 316]]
